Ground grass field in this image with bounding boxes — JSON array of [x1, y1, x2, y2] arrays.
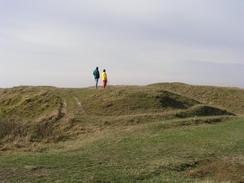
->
[[0, 83, 243, 182]]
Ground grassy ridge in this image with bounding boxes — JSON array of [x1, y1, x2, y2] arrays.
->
[[149, 83, 244, 114], [0, 86, 61, 121], [0, 84, 240, 149], [0, 87, 67, 147], [0, 83, 243, 182]]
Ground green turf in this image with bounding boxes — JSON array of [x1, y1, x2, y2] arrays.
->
[[0, 117, 243, 182]]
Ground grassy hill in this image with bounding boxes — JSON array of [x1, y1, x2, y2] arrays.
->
[[149, 83, 244, 115], [0, 83, 243, 182]]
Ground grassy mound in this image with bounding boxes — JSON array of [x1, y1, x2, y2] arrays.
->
[[176, 105, 235, 118], [0, 87, 67, 145], [0, 86, 62, 121], [0, 84, 238, 147], [149, 82, 244, 114], [78, 88, 199, 116]]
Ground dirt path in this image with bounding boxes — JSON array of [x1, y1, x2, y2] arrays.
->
[[73, 96, 86, 114], [61, 99, 70, 119]]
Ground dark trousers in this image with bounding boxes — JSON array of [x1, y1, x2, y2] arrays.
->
[[95, 79, 99, 89]]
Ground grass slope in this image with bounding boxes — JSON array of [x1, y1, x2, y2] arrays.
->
[[0, 117, 243, 182], [149, 83, 244, 115], [0, 83, 243, 182]]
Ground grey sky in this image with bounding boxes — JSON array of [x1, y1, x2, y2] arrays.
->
[[0, 0, 244, 88]]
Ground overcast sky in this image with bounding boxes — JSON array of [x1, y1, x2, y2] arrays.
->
[[0, 0, 244, 88]]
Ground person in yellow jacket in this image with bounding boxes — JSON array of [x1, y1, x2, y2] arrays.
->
[[102, 69, 108, 88]]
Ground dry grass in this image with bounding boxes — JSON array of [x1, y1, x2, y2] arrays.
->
[[187, 158, 244, 183], [0, 83, 241, 150], [149, 83, 244, 114]]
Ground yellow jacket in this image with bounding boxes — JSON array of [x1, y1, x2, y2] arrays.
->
[[102, 72, 107, 81]]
